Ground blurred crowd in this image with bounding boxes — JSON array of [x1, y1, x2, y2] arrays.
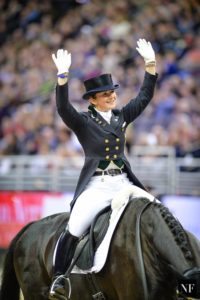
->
[[0, 0, 199, 161]]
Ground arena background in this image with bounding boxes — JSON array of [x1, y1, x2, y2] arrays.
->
[[0, 0, 200, 281]]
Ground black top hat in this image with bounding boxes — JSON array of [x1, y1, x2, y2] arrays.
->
[[82, 74, 119, 100]]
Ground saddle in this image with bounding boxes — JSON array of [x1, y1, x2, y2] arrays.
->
[[73, 205, 112, 270]]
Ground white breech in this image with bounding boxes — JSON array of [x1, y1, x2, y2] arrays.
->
[[68, 173, 156, 237]]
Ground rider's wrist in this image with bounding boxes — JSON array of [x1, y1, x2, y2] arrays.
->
[[145, 60, 156, 66], [57, 72, 69, 79]]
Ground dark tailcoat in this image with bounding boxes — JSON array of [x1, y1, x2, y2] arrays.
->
[[56, 72, 158, 209]]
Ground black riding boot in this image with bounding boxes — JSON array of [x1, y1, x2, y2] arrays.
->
[[49, 229, 79, 299]]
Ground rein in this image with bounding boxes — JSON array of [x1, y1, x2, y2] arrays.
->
[[135, 199, 153, 300]]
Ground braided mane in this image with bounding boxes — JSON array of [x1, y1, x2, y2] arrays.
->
[[153, 202, 193, 260]]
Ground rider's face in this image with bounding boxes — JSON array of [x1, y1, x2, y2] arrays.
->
[[89, 90, 117, 112]]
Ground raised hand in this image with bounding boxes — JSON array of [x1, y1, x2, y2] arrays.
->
[[52, 49, 71, 75], [136, 39, 156, 65]]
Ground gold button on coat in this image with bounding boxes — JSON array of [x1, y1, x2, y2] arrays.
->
[[105, 139, 109, 143], [105, 147, 110, 151], [115, 146, 119, 150], [116, 138, 120, 142], [105, 155, 110, 160], [113, 154, 117, 159]]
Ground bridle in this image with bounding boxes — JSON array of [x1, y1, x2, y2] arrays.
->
[[135, 199, 153, 300]]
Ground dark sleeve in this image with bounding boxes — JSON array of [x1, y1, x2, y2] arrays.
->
[[56, 83, 87, 131], [122, 72, 158, 125]]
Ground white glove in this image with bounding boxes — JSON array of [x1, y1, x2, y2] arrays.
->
[[52, 49, 71, 75], [136, 39, 155, 65]]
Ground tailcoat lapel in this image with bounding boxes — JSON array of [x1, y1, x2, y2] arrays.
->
[[110, 112, 119, 131], [88, 105, 119, 135]]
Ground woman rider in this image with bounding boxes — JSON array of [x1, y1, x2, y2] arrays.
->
[[49, 39, 157, 298]]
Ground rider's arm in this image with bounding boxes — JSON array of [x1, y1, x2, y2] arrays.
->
[[58, 76, 68, 86], [145, 63, 156, 75], [122, 39, 157, 124], [52, 50, 87, 132], [122, 72, 157, 124]]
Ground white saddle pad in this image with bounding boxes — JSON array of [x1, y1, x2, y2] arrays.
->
[[72, 196, 130, 274], [53, 185, 158, 275]]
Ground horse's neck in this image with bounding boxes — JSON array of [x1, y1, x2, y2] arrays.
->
[[146, 203, 195, 275], [116, 199, 178, 299], [111, 199, 200, 299], [125, 199, 195, 274]]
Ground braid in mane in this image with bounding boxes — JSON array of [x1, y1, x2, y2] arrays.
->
[[153, 202, 193, 261]]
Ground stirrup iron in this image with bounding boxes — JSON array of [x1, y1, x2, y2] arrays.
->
[[49, 275, 71, 299]]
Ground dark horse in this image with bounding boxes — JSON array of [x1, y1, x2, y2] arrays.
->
[[1, 197, 200, 300]]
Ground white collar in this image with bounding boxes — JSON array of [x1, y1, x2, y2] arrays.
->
[[95, 108, 112, 123]]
